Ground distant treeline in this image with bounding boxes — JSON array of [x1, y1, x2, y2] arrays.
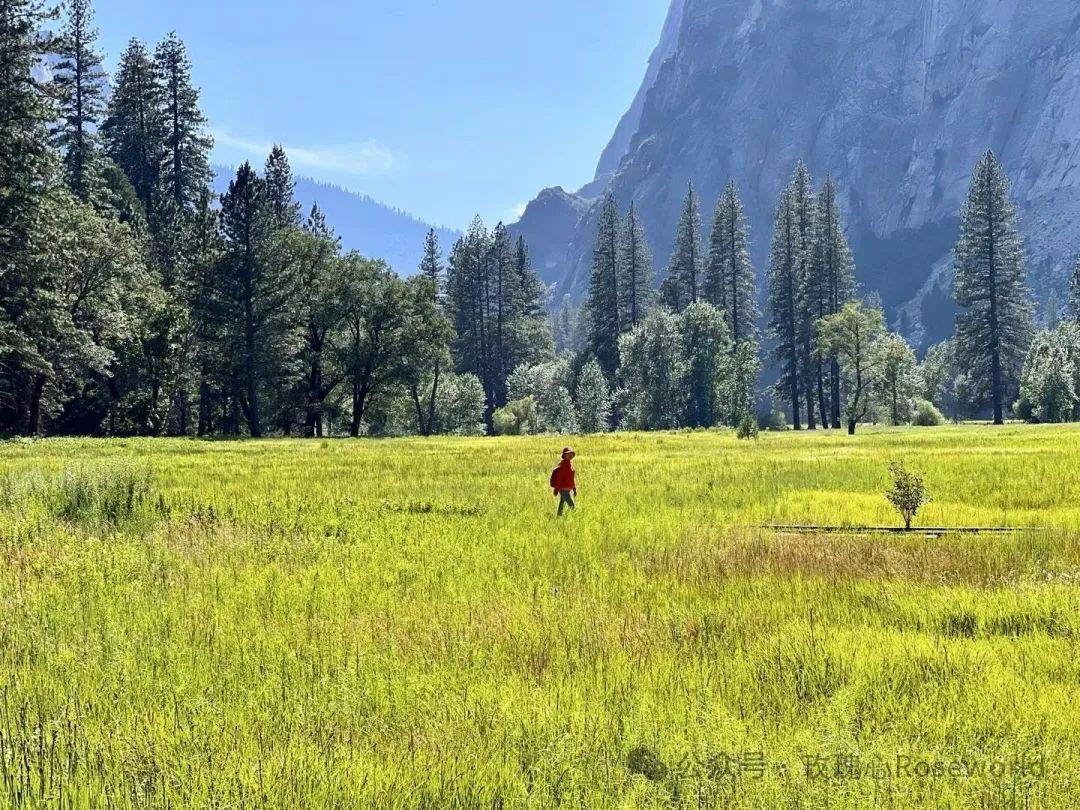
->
[[2, 0, 1076, 438]]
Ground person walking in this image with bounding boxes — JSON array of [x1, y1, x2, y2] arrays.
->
[[551, 447, 578, 517]]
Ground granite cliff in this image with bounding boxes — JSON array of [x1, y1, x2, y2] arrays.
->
[[515, 0, 1080, 347]]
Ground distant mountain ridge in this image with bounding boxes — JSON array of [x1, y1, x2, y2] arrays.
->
[[212, 166, 460, 275]]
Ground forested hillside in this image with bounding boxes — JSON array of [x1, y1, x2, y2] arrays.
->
[[210, 169, 460, 275]]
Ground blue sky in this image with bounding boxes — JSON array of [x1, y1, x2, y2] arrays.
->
[[94, 0, 671, 230]]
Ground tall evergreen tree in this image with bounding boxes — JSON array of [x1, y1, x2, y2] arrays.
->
[[154, 32, 211, 211], [767, 187, 802, 429], [787, 161, 819, 428], [447, 218, 500, 429], [183, 189, 224, 436], [409, 230, 451, 436], [585, 192, 621, 377], [419, 228, 442, 296], [102, 38, 165, 207], [212, 162, 300, 437], [952, 150, 1034, 424], [661, 181, 703, 312], [618, 200, 653, 330], [704, 180, 758, 345], [53, 0, 107, 202], [294, 207, 343, 437], [515, 236, 546, 319], [552, 295, 581, 354], [263, 145, 301, 229], [488, 221, 519, 404], [811, 175, 857, 428], [0, 0, 58, 433]]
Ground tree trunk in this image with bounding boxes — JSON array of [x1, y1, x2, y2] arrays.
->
[[198, 381, 211, 436], [410, 385, 425, 436], [427, 361, 440, 437], [245, 377, 260, 437], [816, 359, 828, 430], [830, 359, 842, 429], [986, 167, 1004, 425], [791, 372, 802, 431], [178, 391, 189, 436], [305, 358, 322, 438], [27, 376, 45, 436], [350, 381, 369, 438]]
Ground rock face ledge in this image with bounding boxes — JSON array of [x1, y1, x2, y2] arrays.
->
[[516, 0, 1080, 346]]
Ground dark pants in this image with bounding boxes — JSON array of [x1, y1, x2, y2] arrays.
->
[[557, 489, 576, 516]]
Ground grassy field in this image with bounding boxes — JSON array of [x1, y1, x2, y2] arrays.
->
[[1, 425, 1079, 808]]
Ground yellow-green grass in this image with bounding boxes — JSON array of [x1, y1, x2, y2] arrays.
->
[[0, 424, 1078, 808]]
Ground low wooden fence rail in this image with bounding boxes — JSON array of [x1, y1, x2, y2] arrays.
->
[[764, 525, 1033, 539]]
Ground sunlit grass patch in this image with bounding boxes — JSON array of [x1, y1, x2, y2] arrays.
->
[[1, 425, 1079, 807]]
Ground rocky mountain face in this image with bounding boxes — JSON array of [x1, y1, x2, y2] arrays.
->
[[515, 0, 1080, 348]]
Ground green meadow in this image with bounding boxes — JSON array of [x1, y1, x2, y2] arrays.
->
[[1, 425, 1078, 808]]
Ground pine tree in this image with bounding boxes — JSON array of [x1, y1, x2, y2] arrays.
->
[[585, 192, 621, 377], [0, 0, 58, 433], [263, 145, 301, 229], [661, 181, 703, 312], [294, 208, 343, 437], [212, 162, 301, 437], [515, 236, 546, 319], [183, 189, 224, 436], [419, 228, 442, 297], [447, 218, 495, 428], [811, 175, 856, 428], [103, 39, 165, 207], [787, 161, 819, 428], [409, 229, 450, 436], [53, 0, 107, 202], [767, 187, 802, 429], [704, 180, 758, 345], [619, 200, 653, 329], [154, 32, 211, 210], [552, 295, 581, 354], [489, 221, 518, 403], [953, 150, 1034, 424]]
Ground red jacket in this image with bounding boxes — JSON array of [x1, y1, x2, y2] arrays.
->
[[552, 459, 577, 493]]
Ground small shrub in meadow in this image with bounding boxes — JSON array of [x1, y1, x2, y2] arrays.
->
[[736, 413, 759, 440], [885, 461, 931, 530], [912, 399, 946, 426]]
